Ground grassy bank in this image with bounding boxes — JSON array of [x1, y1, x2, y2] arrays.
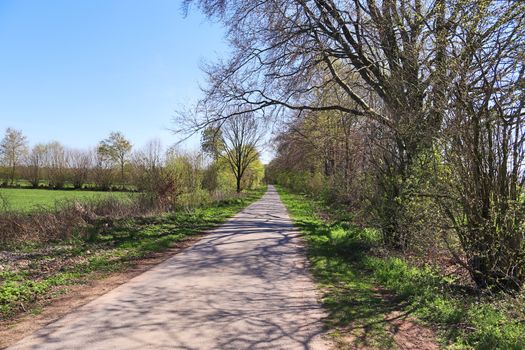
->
[[277, 187, 525, 350], [0, 188, 134, 212], [0, 187, 266, 321]]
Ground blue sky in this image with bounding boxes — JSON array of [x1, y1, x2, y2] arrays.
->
[[0, 0, 228, 153]]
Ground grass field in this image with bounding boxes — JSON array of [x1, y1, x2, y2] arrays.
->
[[0, 188, 133, 212]]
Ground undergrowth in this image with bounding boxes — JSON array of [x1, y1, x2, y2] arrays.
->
[[277, 186, 525, 350]]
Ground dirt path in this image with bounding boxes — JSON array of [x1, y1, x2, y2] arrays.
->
[[8, 186, 330, 350]]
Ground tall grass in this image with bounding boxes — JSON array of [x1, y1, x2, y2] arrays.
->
[[0, 194, 161, 245]]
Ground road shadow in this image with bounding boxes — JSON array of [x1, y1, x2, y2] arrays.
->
[[9, 186, 330, 350]]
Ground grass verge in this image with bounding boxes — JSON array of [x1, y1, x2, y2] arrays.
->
[[0, 187, 266, 321], [276, 186, 525, 350]]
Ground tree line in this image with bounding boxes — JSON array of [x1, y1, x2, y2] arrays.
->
[[0, 128, 135, 190], [186, 0, 525, 292], [0, 127, 264, 198]]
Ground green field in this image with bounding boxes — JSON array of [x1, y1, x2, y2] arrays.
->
[[0, 188, 133, 212]]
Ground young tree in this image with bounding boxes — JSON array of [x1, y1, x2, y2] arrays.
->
[[0, 128, 28, 185], [202, 112, 263, 193], [97, 131, 132, 184], [434, 5, 525, 291], [166, 150, 205, 196]]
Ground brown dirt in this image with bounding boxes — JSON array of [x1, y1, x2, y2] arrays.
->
[[386, 311, 439, 350], [380, 288, 439, 350], [0, 233, 205, 350], [332, 287, 439, 350], [335, 313, 439, 350]]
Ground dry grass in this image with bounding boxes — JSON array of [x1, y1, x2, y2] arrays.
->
[[0, 195, 162, 245]]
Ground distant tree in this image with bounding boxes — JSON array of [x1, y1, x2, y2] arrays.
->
[[25, 143, 48, 187], [138, 139, 164, 171], [202, 112, 263, 193], [201, 162, 220, 192], [166, 150, 204, 196], [68, 149, 92, 189], [131, 139, 164, 191], [0, 128, 28, 185], [46, 141, 68, 189], [97, 132, 132, 184], [92, 148, 114, 190]]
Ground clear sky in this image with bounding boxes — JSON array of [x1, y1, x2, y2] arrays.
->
[[0, 0, 228, 153]]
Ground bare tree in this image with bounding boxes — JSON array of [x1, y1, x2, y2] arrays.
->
[[98, 131, 132, 184], [183, 0, 460, 148], [181, 0, 455, 247], [185, 0, 524, 246], [434, 5, 525, 291], [131, 139, 164, 191], [25, 143, 48, 188], [0, 128, 28, 185], [92, 148, 114, 190], [68, 149, 92, 189], [138, 139, 164, 171], [202, 111, 263, 193], [187, 0, 525, 291], [46, 141, 69, 189]]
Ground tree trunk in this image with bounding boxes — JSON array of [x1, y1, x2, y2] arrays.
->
[[10, 164, 16, 186], [236, 176, 241, 194], [120, 162, 125, 186]]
